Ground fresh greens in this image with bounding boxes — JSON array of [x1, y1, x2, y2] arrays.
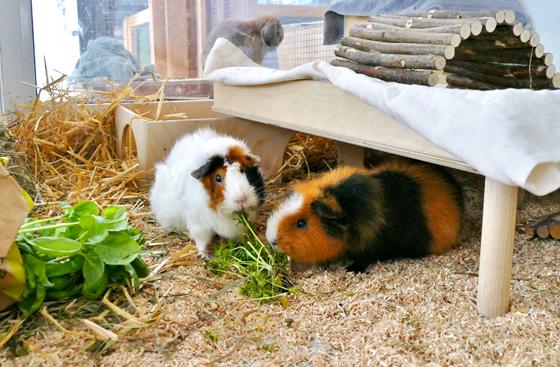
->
[[15, 200, 149, 317], [206, 213, 296, 303]]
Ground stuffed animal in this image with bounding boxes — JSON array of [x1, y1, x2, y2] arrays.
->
[[203, 16, 284, 64]]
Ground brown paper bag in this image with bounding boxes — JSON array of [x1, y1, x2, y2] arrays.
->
[[0, 165, 31, 310]]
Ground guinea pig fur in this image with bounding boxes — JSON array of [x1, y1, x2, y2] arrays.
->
[[149, 128, 265, 258], [266, 162, 463, 272]]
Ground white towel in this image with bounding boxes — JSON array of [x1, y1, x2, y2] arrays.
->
[[204, 38, 560, 196]]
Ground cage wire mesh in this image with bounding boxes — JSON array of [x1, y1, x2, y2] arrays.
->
[[277, 21, 336, 69]]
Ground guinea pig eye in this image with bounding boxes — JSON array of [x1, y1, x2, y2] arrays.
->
[[215, 174, 223, 183], [226, 159, 233, 165], [296, 219, 307, 228]]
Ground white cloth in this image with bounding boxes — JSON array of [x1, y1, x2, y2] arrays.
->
[[204, 38, 560, 196]]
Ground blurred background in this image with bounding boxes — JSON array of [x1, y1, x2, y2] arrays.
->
[[32, 0, 338, 88]]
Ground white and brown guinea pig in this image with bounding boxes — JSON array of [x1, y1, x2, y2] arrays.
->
[[150, 128, 265, 258], [266, 161, 463, 272]]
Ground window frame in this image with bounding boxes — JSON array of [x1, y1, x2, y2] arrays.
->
[[0, 0, 36, 113]]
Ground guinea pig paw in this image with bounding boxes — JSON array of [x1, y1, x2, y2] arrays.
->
[[196, 250, 212, 260]]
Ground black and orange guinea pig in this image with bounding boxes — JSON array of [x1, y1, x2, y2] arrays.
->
[[265, 161, 463, 272]]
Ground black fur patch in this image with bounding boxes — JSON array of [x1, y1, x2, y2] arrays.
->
[[321, 174, 380, 245], [358, 171, 432, 264], [430, 165, 465, 216], [191, 156, 225, 179], [318, 171, 433, 272], [244, 166, 265, 204]]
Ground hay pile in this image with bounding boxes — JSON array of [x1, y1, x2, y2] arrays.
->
[[7, 78, 146, 205], [1, 80, 559, 366]]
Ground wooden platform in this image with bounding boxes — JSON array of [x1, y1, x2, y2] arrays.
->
[[213, 80, 519, 317]]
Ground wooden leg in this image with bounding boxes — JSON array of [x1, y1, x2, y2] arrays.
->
[[336, 141, 364, 167], [517, 188, 527, 208], [477, 178, 518, 317]]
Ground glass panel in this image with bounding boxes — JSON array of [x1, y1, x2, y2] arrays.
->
[[31, 0, 335, 95]]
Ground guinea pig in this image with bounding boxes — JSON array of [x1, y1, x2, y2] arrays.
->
[[150, 128, 265, 258], [266, 161, 463, 272], [203, 16, 284, 64]]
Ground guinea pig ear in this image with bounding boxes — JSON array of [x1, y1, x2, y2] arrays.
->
[[246, 153, 261, 165], [191, 155, 225, 179], [311, 194, 344, 220]]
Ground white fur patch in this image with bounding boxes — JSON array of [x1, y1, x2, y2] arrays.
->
[[220, 163, 259, 215], [266, 193, 304, 244]]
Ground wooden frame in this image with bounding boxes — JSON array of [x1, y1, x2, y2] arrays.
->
[[114, 99, 293, 177], [0, 0, 36, 113], [123, 9, 151, 63], [212, 80, 520, 317]]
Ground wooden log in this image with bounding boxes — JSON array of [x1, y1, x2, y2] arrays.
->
[[460, 39, 532, 50], [335, 45, 446, 70], [341, 36, 455, 59], [460, 44, 544, 59], [469, 21, 483, 36], [453, 48, 552, 66], [365, 21, 471, 39], [352, 24, 461, 46], [529, 31, 540, 47], [368, 15, 483, 33], [445, 73, 503, 90], [447, 60, 556, 79], [550, 223, 560, 240], [459, 17, 496, 33], [480, 17, 498, 33], [398, 10, 508, 24], [331, 58, 440, 86], [536, 224, 550, 239], [524, 211, 560, 240], [463, 31, 543, 49], [445, 65, 560, 89], [503, 10, 516, 24], [477, 23, 524, 39]]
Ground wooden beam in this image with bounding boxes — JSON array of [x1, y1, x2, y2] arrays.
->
[[149, 0, 168, 76], [195, 0, 207, 77], [164, 0, 190, 78]]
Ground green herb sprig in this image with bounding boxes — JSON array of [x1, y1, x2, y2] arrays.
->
[[206, 212, 297, 303], [16, 200, 149, 317]]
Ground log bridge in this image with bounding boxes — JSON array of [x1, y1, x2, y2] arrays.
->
[[333, 9, 559, 89]]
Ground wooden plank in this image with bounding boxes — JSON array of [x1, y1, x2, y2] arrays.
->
[[213, 81, 475, 173], [115, 100, 293, 177], [196, 0, 207, 77], [149, 0, 168, 75], [477, 179, 518, 317], [164, 0, 190, 78]]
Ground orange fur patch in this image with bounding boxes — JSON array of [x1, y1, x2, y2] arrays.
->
[[275, 166, 368, 264], [201, 166, 226, 210], [227, 146, 254, 169], [277, 203, 346, 264], [371, 161, 462, 255]]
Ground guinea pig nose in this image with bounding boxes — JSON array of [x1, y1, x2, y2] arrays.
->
[[269, 241, 277, 249], [235, 195, 247, 204]]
